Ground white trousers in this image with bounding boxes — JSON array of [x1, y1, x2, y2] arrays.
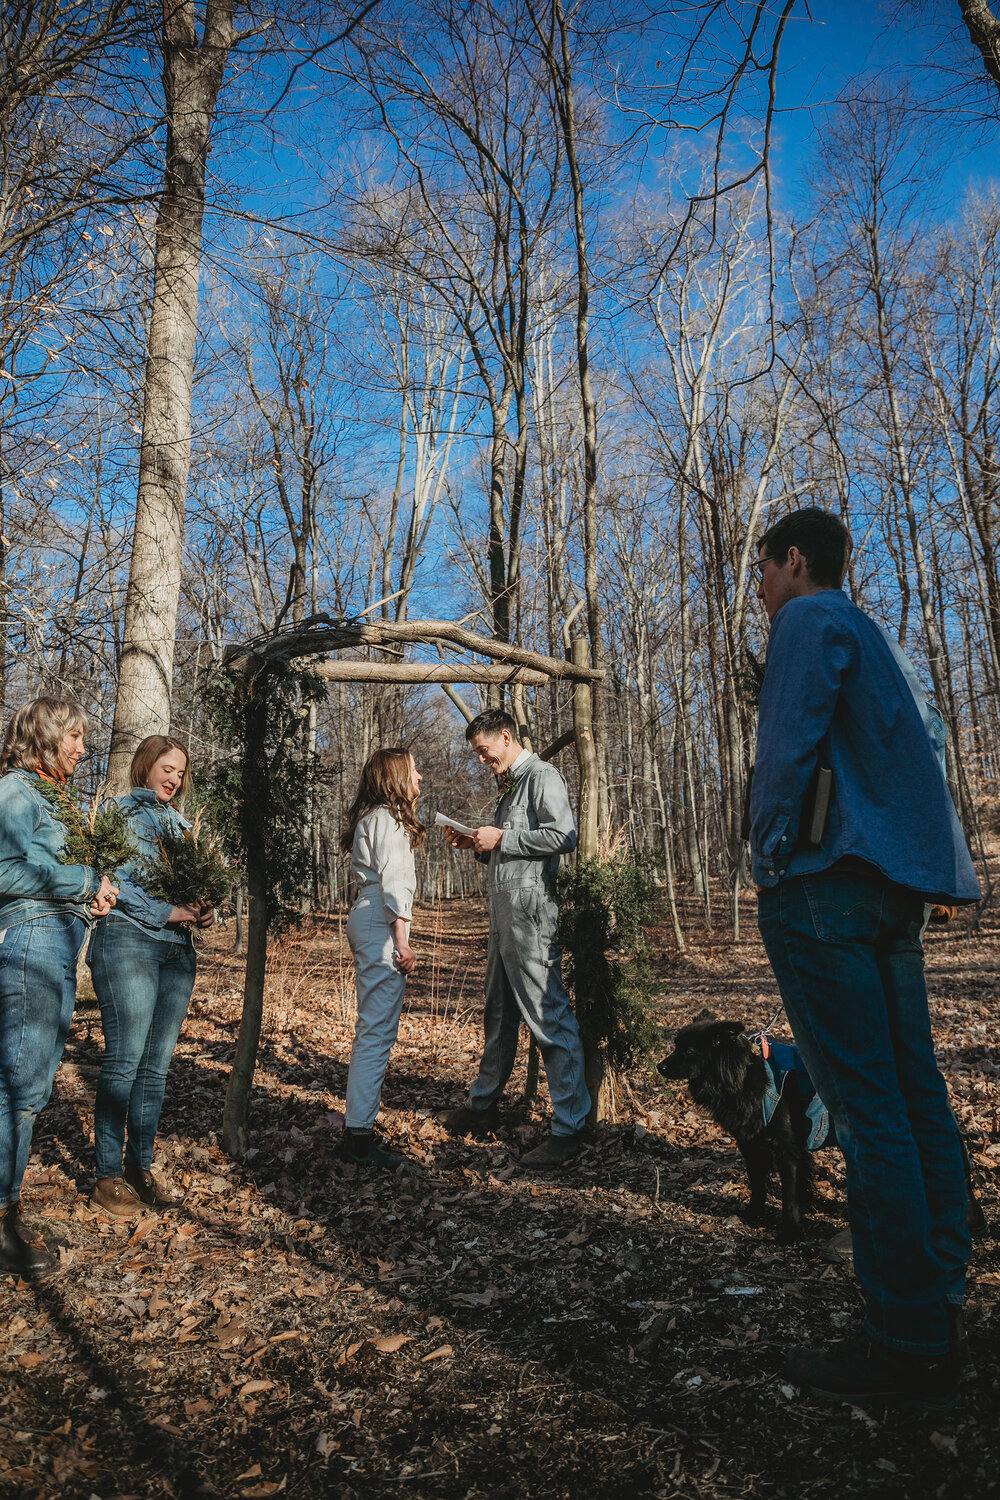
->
[[344, 892, 407, 1129]]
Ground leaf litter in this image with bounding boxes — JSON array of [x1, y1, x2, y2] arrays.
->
[[0, 894, 997, 1497]]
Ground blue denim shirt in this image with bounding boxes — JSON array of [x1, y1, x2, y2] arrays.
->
[[0, 769, 100, 929], [749, 589, 980, 904], [108, 788, 192, 945]]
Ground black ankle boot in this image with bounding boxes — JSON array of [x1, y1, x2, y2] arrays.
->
[[0, 1206, 59, 1280], [786, 1335, 959, 1412], [341, 1128, 406, 1169], [948, 1305, 970, 1372]]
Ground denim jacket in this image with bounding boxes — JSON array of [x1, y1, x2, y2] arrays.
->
[[749, 589, 980, 904], [478, 753, 577, 894], [0, 769, 100, 929], [108, 788, 191, 945]]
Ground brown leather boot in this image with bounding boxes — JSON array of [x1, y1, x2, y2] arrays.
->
[[0, 1206, 59, 1280], [124, 1164, 184, 1208], [440, 1102, 501, 1138], [89, 1176, 142, 1218], [519, 1131, 586, 1170]]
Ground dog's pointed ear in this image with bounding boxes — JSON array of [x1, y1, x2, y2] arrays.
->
[[694, 1006, 717, 1024], [721, 1020, 745, 1037]]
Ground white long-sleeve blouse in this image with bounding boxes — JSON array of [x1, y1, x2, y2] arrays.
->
[[351, 806, 416, 923]]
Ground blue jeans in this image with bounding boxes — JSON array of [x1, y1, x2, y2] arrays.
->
[[758, 868, 970, 1356], [0, 912, 85, 1208], [88, 916, 197, 1179]]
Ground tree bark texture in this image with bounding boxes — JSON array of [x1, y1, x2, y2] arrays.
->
[[570, 634, 605, 1122], [959, 0, 1000, 93], [305, 662, 553, 684], [543, 0, 608, 820], [571, 636, 599, 861], [222, 682, 269, 1156], [225, 618, 604, 681], [108, 0, 235, 788]]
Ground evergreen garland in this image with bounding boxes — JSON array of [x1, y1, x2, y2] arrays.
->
[[138, 811, 233, 910], [203, 663, 327, 931], [557, 851, 661, 1073], [36, 780, 138, 878]]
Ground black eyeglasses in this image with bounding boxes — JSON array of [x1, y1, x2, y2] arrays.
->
[[751, 555, 777, 582]]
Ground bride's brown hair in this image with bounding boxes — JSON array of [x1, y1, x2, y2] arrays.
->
[[341, 748, 425, 853]]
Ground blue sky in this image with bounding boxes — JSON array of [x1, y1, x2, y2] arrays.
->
[[771, 0, 998, 214]]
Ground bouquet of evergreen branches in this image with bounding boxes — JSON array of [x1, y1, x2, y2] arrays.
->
[[37, 780, 137, 879], [138, 810, 233, 912]]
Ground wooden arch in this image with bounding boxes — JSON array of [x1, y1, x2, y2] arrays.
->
[[220, 614, 603, 1154]]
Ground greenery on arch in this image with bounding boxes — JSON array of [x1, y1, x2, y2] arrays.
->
[[202, 663, 329, 932], [557, 850, 662, 1075]]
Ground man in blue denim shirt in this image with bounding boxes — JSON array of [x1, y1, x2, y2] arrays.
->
[[749, 508, 979, 1412]]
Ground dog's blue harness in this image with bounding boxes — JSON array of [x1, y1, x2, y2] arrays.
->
[[750, 1035, 835, 1151]]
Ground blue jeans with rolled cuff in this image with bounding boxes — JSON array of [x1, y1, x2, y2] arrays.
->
[[0, 911, 86, 1209], [758, 867, 970, 1356], [88, 915, 197, 1179]]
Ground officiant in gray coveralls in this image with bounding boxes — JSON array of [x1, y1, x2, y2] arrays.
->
[[442, 708, 590, 1168]]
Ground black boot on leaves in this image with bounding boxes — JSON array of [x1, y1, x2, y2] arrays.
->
[[340, 1128, 406, 1170], [785, 1336, 959, 1413], [0, 1206, 60, 1281], [947, 1305, 970, 1372]]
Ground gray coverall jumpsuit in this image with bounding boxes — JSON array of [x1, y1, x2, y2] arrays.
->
[[467, 753, 590, 1136]]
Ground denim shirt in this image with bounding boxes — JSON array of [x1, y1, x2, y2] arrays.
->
[[479, 753, 578, 893], [108, 788, 192, 945], [749, 589, 980, 904], [0, 769, 100, 929]]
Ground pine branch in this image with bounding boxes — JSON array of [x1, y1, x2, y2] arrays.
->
[[36, 781, 138, 879], [138, 812, 233, 910]]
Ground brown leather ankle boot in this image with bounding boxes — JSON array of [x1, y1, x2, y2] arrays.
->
[[89, 1177, 142, 1218], [124, 1164, 184, 1208]]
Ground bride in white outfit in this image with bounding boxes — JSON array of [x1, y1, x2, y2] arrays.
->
[[340, 748, 424, 1168]]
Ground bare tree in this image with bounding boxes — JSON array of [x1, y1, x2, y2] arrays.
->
[[0, 0, 147, 263], [339, 0, 568, 660], [957, 0, 1000, 96], [108, 0, 238, 787]]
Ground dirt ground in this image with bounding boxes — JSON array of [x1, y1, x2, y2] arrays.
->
[[1, 893, 998, 1500]]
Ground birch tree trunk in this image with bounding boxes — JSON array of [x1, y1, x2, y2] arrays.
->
[[108, 0, 234, 788]]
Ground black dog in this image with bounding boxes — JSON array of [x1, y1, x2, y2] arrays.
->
[[658, 1015, 989, 1245], [658, 1017, 816, 1242]]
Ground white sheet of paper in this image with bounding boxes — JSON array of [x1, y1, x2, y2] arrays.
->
[[434, 811, 478, 838]]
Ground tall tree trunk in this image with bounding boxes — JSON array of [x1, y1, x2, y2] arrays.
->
[[958, 0, 1000, 95], [223, 681, 269, 1155], [532, 0, 608, 821], [108, 0, 234, 788]]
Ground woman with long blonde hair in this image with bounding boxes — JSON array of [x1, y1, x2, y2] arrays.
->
[[340, 747, 424, 1167], [0, 698, 117, 1280]]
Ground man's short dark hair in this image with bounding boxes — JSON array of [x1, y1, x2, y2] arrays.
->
[[757, 507, 851, 588], [465, 708, 519, 742]]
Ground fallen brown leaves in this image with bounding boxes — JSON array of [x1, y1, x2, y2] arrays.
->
[[0, 894, 997, 1499]]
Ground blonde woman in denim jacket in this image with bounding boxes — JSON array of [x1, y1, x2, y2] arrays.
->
[[87, 735, 214, 1218], [0, 698, 117, 1281]]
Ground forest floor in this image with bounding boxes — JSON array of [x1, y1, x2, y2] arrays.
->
[[1, 893, 999, 1500]]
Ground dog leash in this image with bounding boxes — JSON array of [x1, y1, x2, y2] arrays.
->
[[744, 1002, 784, 1056]]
